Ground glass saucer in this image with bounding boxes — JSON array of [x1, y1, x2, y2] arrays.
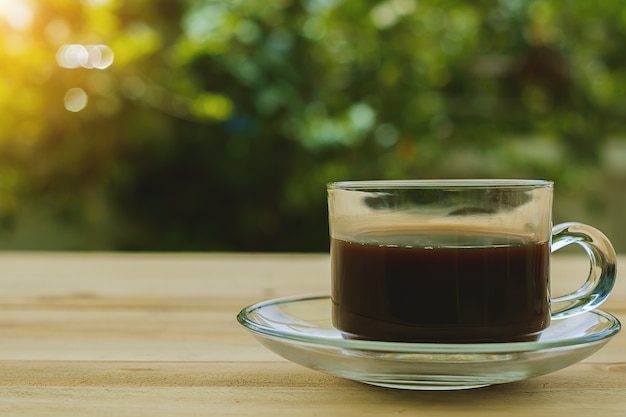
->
[[237, 295, 621, 390]]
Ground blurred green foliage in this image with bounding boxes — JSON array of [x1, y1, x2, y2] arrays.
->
[[0, 0, 625, 251]]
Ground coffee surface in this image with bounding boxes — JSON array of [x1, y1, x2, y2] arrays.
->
[[331, 230, 550, 342]]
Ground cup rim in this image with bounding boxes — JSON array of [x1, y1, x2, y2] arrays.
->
[[327, 179, 553, 190]]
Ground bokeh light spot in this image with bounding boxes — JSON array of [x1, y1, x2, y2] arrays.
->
[[191, 93, 233, 121], [45, 19, 72, 45], [370, 0, 416, 29], [348, 102, 376, 132], [57, 44, 89, 69], [0, 0, 34, 30], [57, 44, 114, 69], [375, 123, 399, 147], [64, 88, 89, 112], [84, 45, 115, 69]]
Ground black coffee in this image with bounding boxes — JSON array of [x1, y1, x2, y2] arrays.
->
[[331, 230, 550, 342]]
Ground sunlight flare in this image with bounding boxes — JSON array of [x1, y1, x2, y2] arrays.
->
[[0, 0, 34, 30]]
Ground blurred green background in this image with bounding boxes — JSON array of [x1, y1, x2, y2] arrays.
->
[[0, 0, 625, 252]]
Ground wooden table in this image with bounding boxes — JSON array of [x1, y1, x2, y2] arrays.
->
[[0, 253, 623, 416]]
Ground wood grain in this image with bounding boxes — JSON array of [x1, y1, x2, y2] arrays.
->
[[0, 253, 622, 416]]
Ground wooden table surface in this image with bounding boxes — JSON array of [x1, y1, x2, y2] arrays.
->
[[0, 252, 623, 416]]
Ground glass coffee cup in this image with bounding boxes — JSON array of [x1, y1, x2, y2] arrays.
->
[[328, 180, 617, 343]]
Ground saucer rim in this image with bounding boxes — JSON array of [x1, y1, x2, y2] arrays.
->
[[237, 294, 621, 354]]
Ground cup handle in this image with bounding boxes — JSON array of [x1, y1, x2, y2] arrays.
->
[[550, 222, 617, 318]]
